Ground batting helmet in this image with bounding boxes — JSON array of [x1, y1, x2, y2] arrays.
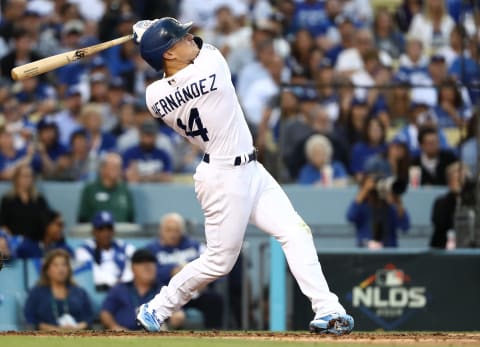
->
[[140, 17, 193, 71]]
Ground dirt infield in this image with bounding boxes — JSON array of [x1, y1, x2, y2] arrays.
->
[[2, 330, 480, 345]]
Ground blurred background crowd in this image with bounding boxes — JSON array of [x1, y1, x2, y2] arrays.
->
[[0, 0, 479, 332]]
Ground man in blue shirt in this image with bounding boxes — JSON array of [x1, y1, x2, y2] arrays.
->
[[146, 213, 223, 329], [100, 249, 186, 330], [122, 119, 173, 183], [31, 118, 68, 178]]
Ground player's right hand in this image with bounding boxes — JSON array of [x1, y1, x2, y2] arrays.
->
[[132, 19, 159, 44]]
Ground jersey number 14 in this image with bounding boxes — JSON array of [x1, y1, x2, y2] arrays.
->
[[177, 108, 209, 142]]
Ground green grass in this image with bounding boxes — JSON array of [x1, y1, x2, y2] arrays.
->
[[1, 335, 479, 347]]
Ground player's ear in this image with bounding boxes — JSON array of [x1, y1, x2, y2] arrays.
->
[[163, 50, 175, 62]]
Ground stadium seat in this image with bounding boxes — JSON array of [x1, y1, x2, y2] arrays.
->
[[73, 262, 106, 316], [24, 258, 42, 290], [0, 292, 22, 331]]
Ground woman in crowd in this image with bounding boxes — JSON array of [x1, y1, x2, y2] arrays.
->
[[297, 134, 348, 187], [350, 116, 387, 182], [24, 249, 93, 330], [433, 77, 471, 129], [16, 209, 73, 259], [0, 164, 50, 241]]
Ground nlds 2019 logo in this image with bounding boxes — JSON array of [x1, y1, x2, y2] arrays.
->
[[346, 263, 429, 330]]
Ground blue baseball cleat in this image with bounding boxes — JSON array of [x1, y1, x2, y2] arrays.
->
[[309, 313, 354, 335], [136, 303, 163, 332]]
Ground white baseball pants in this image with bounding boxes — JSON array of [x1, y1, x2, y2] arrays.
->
[[149, 159, 345, 322]]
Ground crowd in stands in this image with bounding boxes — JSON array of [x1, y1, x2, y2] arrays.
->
[[0, 0, 479, 330]]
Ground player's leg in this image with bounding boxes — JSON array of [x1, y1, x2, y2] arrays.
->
[[249, 163, 353, 334], [138, 164, 253, 330]]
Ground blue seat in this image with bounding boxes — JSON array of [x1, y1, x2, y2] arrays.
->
[[0, 260, 26, 293], [0, 292, 23, 331], [24, 258, 42, 290], [73, 262, 106, 316]]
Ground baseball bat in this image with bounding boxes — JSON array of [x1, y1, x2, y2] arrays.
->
[[11, 34, 134, 81]]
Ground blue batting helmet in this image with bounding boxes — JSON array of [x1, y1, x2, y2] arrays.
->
[[140, 17, 193, 71]]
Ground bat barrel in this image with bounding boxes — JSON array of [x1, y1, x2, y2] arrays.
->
[[10, 34, 133, 81]]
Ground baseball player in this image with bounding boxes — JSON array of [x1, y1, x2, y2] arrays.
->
[[133, 17, 354, 334]]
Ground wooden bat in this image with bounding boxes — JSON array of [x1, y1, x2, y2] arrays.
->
[[11, 34, 134, 81]]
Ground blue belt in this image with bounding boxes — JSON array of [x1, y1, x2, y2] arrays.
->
[[202, 150, 257, 166]]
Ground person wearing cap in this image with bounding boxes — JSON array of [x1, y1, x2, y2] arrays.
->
[[52, 85, 84, 148], [31, 118, 68, 179], [77, 152, 135, 223], [346, 171, 410, 249], [75, 210, 136, 292], [146, 213, 223, 329], [393, 99, 451, 157], [122, 120, 173, 183], [100, 248, 188, 330]]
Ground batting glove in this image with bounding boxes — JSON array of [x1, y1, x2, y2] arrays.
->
[[132, 19, 159, 44]]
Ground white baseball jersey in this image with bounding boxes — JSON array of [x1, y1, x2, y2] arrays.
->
[[145, 43, 253, 157]]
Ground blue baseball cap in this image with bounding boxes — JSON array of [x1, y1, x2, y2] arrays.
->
[[92, 211, 114, 229]]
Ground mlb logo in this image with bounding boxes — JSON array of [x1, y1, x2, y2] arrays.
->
[[375, 269, 404, 287]]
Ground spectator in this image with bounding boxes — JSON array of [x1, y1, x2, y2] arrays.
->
[[335, 28, 374, 76], [16, 209, 73, 259], [0, 128, 31, 180], [100, 249, 186, 331], [288, 0, 329, 39], [430, 161, 471, 249], [393, 99, 450, 156], [315, 57, 340, 122], [325, 13, 356, 65], [459, 113, 478, 177], [53, 129, 90, 181], [236, 38, 275, 105], [24, 249, 93, 330], [0, 0, 28, 57], [0, 27, 41, 79], [411, 126, 457, 185], [146, 213, 223, 329], [80, 103, 116, 161], [373, 8, 404, 59], [350, 116, 387, 182], [286, 29, 315, 78], [297, 134, 348, 187], [346, 174, 410, 248], [407, 0, 455, 52], [433, 77, 471, 128], [337, 97, 370, 149], [0, 164, 50, 240], [77, 152, 135, 223], [394, 0, 423, 32], [31, 118, 68, 179], [111, 100, 137, 138], [365, 140, 411, 183], [75, 210, 135, 291], [122, 120, 173, 183], [52, 85, 84, 148], [242, 54, 285, 132], [396, 35, 429, 84], [202, 4, 253, 78]]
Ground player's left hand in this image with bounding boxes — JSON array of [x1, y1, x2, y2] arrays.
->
[[132, 19, 159, 44]]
